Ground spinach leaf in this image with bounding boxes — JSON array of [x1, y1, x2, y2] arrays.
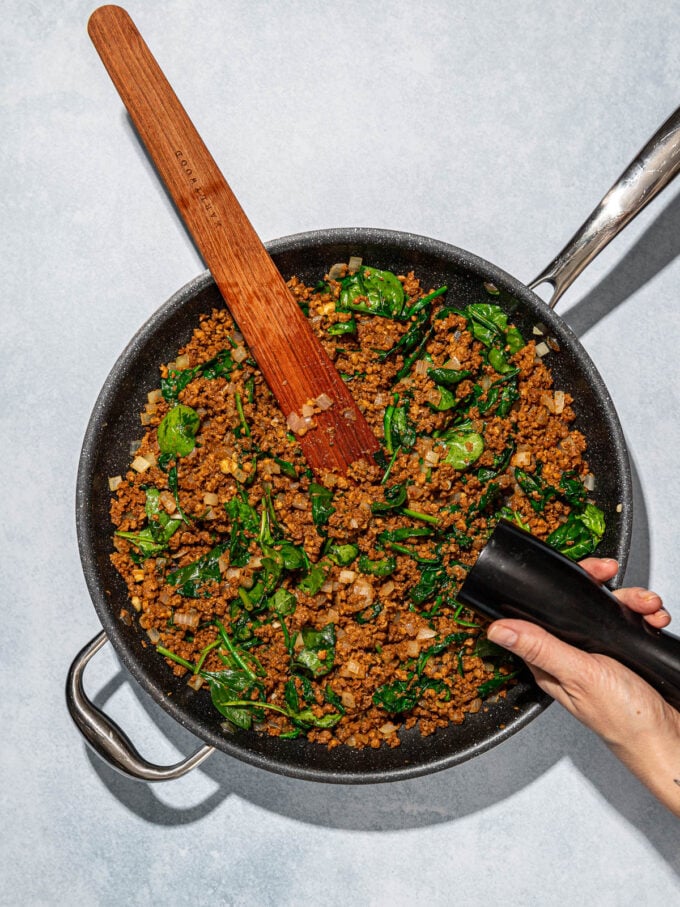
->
[[268, 587, 297, 616], [167, 543, 227, 597], [427, 367, 471, 387], [410, 563, 451, 605], [327, 319, 357, 337], [394, 328, 435, 381], [355, 602, 383, 624], [115, 487, 182, 558], [161, 348, 236, 403], [225, 492, 259, 567], [428, 385, 458, 412], [297, 562, 328, 596], [290, 708, 342, 729], [477, 670, 520, 698], [326, 543, 359, 566], [294, 624, 336, 677], [324, 684, 346, 714], [416, 632, 470, 675], [157, 404, 200, 457], [380, 309, 429, 360], [309, 483, 335, 527], [466, 303, 525, 364], [477, 444, 515, 483], [403, 284, 448, 317], [338, 266, 405, 318], [559, 471, 588, 507], [546, 504, 606, 560], [390, 404, 417, 452], [371, 482, 408, 513], [201, 668, 261, 729], [514, 467, 556, 513], [441, 431, 484, 470], [358, 554, 397, 577], [372, 680, 421, 713]]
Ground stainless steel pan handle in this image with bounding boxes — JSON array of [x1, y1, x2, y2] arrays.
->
[[66, 631, 214, 782], [530, 104, 680, 308]]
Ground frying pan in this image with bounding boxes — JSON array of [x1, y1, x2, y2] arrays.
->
[[67, 105, 680, 784]]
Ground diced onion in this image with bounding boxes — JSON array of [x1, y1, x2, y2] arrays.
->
[[445, 356, 462, 370], [160, 491, 176, 513], [379, 722, 398, 736], [187, 674, 204, 691], [405, 640, 420, 658], [351, 579, 374, 604], [131, 455, 151, 473], [147, 627, 161, 644], [345, 659, 363, 676], [380, 580, 396, 596], [424, 450, 440, 466], [348, 255, 362, 272], [108, 475, 122, 491], [416, 626, 437, 640], [232, 345, 248, 363], [535, 341, 550, 357], [341, 691, 356, 709], [301, 403, 316, 418], [175, 354, 190, 369], [513, 450, 532, 468], [338, 569, 356, 584], [286, 411, 308, 435], [468, 697, 483, 714], [203, 492, 219, 506], [174, 610, 199, 629], [328, 263, 346, 280], [147, 388, 163, 404], [414, 359, 429, 377], [583, 473, 596, 491], [554, 390, 566, 414], [315, 393, 333, 410], [540, 392, 556, 413]]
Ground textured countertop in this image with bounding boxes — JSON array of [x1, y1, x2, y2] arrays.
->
[[2, 1, 680, 903]]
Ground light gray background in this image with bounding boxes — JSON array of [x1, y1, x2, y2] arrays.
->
[[2, 1, 680, 904]]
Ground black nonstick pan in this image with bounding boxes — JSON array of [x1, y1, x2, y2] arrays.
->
[[67, 105, 680, 784]]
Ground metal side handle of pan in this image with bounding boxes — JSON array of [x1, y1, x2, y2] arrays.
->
[[66, 632, 215, 782], [529, 104, 680, 308]]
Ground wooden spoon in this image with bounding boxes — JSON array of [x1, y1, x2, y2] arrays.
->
[[88, 5, 380, 474]]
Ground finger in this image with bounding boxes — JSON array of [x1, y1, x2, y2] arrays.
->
[[614, 586, 664, 614], [642, 609, 672, 629], [487, 619, 592, 681], [578, 557, 618, 583]]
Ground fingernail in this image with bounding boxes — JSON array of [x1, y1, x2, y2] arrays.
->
[[603, 558, 619, 567], [642, 591, 661, 603], [487, 625, 518, 648]]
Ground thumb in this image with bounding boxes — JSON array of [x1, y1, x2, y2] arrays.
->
[[487, 619, 591, 683]]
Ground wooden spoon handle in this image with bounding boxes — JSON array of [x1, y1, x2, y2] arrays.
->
[[88, 5, 379, 473]]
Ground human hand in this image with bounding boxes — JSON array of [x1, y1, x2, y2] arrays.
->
[[486, 558, 680, 816]]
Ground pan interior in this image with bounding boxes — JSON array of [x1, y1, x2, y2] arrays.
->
[[76, 227, 630, 782]]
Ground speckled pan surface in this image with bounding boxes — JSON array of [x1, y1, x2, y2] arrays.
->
[[76, 227, 632, 783]]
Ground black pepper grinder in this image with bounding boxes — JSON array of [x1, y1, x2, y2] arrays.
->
[[457, 519, 680, 710]]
